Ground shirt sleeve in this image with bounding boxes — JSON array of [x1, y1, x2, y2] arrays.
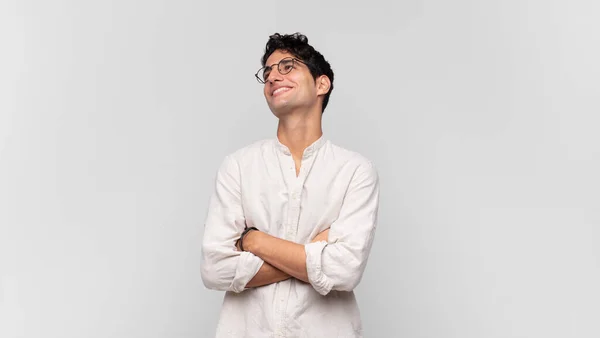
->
[[304, 161, 380, 295], [200, 155, 264, 293]]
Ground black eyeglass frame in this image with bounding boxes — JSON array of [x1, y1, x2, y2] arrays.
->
[[254, 57, 311, 84]]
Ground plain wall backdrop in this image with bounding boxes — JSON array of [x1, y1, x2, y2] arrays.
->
[[1, 0, 599, 337]]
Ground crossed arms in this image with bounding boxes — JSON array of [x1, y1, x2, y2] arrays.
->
[[200, 155, 380, 296], [241, 228, 330, 288]]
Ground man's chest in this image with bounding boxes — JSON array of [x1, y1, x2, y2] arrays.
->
[[239, 156, 357, 242]]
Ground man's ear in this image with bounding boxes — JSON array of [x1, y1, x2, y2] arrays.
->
[[316, 75, 331, 96]]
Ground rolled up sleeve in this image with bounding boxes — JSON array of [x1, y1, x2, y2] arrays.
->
[[305, 161, 380, 296], [200, 155, 264, 293]]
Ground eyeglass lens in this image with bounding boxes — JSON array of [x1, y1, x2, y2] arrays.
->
[[261, 58, 295, 82]]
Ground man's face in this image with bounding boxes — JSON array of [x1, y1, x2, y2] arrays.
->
[[262, 50, 320, 116]]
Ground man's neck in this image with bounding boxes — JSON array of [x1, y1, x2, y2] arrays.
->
[[276, 112, 323, 160]]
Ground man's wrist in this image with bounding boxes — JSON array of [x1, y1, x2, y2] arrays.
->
[[238, 226, 258, 252], [243, 229, 261, 254]]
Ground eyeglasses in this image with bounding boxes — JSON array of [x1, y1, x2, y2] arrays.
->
[[255, 57, 309, 84]]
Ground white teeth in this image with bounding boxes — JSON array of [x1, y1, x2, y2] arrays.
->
[[273, 87, 291, 95]]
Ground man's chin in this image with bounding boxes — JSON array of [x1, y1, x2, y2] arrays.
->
[[269, 104, 294, 118]]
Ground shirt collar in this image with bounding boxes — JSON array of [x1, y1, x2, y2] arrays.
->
[[275, 135, 327, 158]]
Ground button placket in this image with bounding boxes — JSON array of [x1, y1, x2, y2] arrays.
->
[[286, 155, 315, 241], [273, 281, 290, 337]]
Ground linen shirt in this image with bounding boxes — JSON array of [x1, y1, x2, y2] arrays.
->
[[200, 135, 380, 338]]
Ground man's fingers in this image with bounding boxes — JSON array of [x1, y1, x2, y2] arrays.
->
[[310, 228, 330, 243]]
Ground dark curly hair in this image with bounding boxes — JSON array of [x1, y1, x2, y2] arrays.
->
[[261, 33, 334, 113]]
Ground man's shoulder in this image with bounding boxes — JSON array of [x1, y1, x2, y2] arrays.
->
[[224, 138, 274, 162], [326, 140, 377, 171], [325, 142, 379, 187]]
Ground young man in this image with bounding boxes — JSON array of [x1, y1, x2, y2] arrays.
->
[[200, 33, 380, 337]]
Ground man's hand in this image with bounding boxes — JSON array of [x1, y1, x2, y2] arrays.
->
[[311, 228, 330, 243]]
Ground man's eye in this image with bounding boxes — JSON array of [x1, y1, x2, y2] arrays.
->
[[283, 64, 294, 72]]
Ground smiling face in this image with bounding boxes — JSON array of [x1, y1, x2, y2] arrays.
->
[[262, 50, 324, 117]]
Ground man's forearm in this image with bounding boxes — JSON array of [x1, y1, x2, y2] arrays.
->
[[245, 261, 291, 288], [243, 231, 309, 283]]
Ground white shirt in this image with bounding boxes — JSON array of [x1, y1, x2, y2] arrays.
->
[[200, 135, 380, 338]]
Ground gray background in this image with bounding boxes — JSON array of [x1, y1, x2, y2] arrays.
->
[[1, 0, 599, 337]]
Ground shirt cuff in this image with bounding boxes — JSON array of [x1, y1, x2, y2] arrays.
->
[[230, 251, 264, 293], [305, 241, 333, 296]]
